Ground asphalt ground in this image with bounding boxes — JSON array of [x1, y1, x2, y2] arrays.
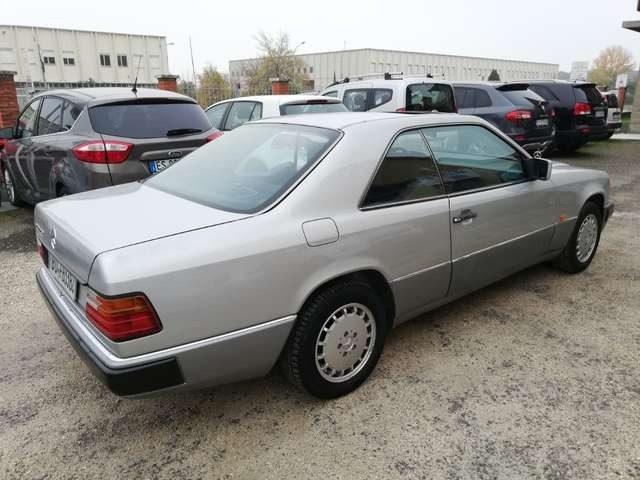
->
[[0, 140, 638, 479]]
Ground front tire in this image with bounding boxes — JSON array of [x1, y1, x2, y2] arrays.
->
[[2, 164, 25, 207], [552, 201, 602, 273], [282, 280, 387, 399]]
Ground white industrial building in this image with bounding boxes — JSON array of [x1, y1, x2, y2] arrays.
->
[[0, 25, 169, 89], [229, 48, 559, 92]]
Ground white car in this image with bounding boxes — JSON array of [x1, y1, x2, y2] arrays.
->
[[204, 95, 347, 131], [601, 90, 622, 138], [320, 73, 456, 114]]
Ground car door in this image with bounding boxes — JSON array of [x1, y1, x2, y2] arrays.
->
[[33, 96, 67, 199], [11, 98, 42, 201], [360, 129, 451, 319], [422, 124, 557, 296]]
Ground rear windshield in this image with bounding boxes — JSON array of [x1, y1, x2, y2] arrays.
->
[[501, 89, 546, 107], [606, 93, 619, 108], [146, 124, 340, 213], [575, 85, 605, 106], [280, 102, 348, 115], [89, 100, 212, 139], [406, 83, 456, 112]]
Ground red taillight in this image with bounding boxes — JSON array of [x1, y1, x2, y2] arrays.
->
[[72, 141, 133, 164], [505, 110, 533, 123], [37, 241, 48, 265], [550, 108, 556, 118], [395, 107, 407, 112], [206, 131, 223, 142], [85, 291, 161, 342], [573, 102, 591, 116], [512, 134, 527, 142]]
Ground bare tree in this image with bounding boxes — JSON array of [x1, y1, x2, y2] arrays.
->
[[588, 46, 635, 89], [247, 31, 308, 93], [197, 65, 231, 107]]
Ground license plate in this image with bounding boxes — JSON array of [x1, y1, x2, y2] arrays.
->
[[536, 119, 549, 128], [595, 110, 605, 118], [149, 158, 180, 173], [613, 112, 620, 119], [48, 255, 78, 300]]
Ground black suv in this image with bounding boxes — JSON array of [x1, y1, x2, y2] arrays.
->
[[453, 82, 554, 153], [0, 88, 218, 207], [527, 81, 608, 152]]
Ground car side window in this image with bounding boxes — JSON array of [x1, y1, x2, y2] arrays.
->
[[37, 97, 65, 136], [529, 85, 559, 102], [62, 101, 82, 130], [373, 89, 393, 108], [17, 99, 41, 138], [454, 87, 475, 109], [224, 102, 260, 130], [422, 125, 526, 194], [362, 130, 444, 207], [249, 103, 262, 121], [474, 89, 492, 108], [323, 91, 338, 98], [343, 89, 369, 112], [205, 103, 230, 129]]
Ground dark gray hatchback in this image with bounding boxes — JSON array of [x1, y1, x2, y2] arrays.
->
[[0, 88, 218, 206]]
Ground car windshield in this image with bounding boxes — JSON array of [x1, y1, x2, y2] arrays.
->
[[145, 124, 340, 213], [280, 102, 348, 115], [89, 100, 212, 138], [406, 83, 456, 112]]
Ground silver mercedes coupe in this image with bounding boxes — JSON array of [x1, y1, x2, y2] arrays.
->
[[35, 112, 614, 398]]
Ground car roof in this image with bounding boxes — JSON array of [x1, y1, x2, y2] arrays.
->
[[252, 111, 483, 130], [207, 94, 341, 110], [324, 77, 452, 90], [525, 80, 597, 88], [35, 87, 195, 107]]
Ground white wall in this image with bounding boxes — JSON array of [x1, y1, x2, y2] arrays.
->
[[0, 25, 168, 85]]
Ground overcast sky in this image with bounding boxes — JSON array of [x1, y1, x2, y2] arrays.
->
[[4, 0, 640, 80]]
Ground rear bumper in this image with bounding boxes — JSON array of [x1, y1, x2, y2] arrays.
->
[[586, 124, 610, 141], [37, 268, 295, 397], [607, 122, 623, 131]]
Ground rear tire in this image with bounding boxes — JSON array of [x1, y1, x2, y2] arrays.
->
[[552, 201, 602, 273], [282, 280, 387, 399], [2, 164, 25, 207]]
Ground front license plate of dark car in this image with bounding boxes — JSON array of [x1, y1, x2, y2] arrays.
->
[[150, 159, 180, 173], [48, 255, 78, 300]]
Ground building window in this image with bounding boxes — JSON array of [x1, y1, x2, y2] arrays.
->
[[117, 55, 128, 67], [309, 66, 313, 74], [99, 54, 111, 67], [63, 57, 75, 66], [43, 56, 56, 65]]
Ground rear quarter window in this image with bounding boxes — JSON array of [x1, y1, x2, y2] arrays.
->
[[89, 100, 211, 138], [577, 86, 606, 105], [406, 83, 455, 112]]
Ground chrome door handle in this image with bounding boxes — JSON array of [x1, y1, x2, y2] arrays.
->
[[452, 209, 477, 224]]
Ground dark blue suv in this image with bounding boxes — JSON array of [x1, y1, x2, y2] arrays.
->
[[453, 82, 554, 154]]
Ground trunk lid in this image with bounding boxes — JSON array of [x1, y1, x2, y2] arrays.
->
[[34, 183, 250, 283]]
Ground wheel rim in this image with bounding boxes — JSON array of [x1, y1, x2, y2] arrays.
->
[[576, 213, 598, 263], [3, 168, 15, 203], [315, 303, 376, 383]]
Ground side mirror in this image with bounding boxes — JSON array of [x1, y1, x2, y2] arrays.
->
[[525, 157, 552, 181]]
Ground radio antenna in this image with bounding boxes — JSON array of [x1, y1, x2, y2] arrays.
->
[[132, 54, 143, 94]]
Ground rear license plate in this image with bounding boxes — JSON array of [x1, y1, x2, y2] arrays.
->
[[149, 158, 180, 173], [536, 119, 549, 128], [48, 255, 78, 300], [595, 110, 605, 118], [613, 112, 620, 119]]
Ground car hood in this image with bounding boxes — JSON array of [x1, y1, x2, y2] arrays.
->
[[34, 183, 251, 283]]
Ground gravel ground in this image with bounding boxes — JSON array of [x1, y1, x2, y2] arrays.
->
[[0, 141, 638, 480]]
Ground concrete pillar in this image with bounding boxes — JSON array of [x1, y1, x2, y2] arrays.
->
[[630, 77, 640, 133], [270, 78, 290, 95], [157, 74, 179, 92], [0, 71, 19, 128]]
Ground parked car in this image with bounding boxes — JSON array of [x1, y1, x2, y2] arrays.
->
[[526, 81, 608, 152], [452, 82, 554, 154], [320, 73, 457, 113], [601, 90, 623, 138], [36, 112, 613, 399], [204, 95, 347, 131], [1, 88, 219, 207]]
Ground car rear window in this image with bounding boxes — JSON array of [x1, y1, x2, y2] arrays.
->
[[89, 100, 212, 139], [406, 83, 456, 112], [501, 89, 546, 107], [146, 124, 340, 213], [575, 85, 605, 105], [606, 94, 619, 108], [280, 102, 348, 115]]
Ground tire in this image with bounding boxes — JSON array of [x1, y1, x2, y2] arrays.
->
[[605, 132, 614, 140], [2, 164, 26, 207], [282, 280, 388, 399], [552, 201, 602, 274]]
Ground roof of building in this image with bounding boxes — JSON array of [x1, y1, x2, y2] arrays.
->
[[0, 24, 165, 38]]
